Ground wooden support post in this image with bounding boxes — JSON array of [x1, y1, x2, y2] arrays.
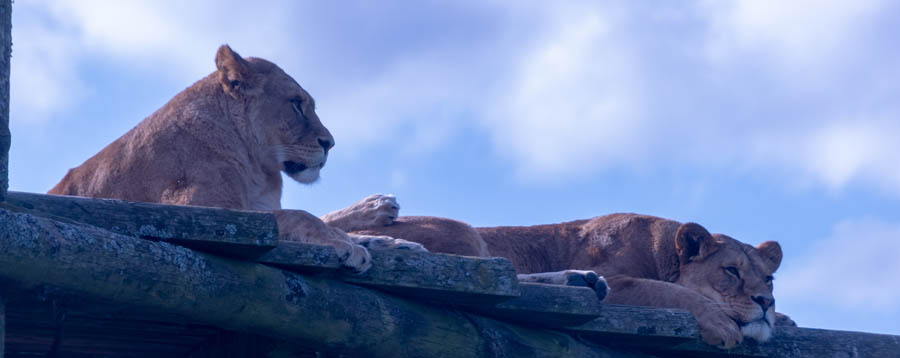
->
[[1, 2, 11, 356], [0, 295, 4, 358], [4, 191, 279, 258], [1, 0, 11, 202], [0, 209, 621, 357]]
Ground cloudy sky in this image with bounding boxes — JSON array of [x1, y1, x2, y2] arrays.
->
[[9, 1, 900, 335]]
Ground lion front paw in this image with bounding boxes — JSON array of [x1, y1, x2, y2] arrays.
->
[[323, 194, 401, 232], [350, 234, 428, 252], [775, 312, 797, 327], [333, 239, 373, 273], [697, 308, 743, 349]]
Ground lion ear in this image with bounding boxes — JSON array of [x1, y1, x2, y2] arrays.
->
[[215, 44, 251, 98], [756, 241, 783, 272], [675, 222, 719, 264]]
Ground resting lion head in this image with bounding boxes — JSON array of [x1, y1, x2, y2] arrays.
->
[[215, 45, 334, 184], [674, 223, 782, 343]]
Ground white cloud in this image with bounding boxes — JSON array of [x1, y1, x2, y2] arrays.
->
[[316, 54, 471, 156], [778, 218, 900, 311], [702, 0, 885, 73], [485, 7, 644, 180], [750, 118, 900, 195], [11, 0, 296, 124], [10, 12, 85, 124]]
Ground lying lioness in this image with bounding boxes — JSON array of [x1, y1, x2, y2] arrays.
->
[[346, 203, 793, 349]]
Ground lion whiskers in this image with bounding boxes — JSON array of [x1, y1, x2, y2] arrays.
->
[[270, 144, 323, 166]]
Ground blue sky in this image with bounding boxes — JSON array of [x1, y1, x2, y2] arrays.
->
[[9, 0, 900, 335]]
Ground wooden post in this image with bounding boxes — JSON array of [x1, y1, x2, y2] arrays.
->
[[1, 0, 11, 202], [0, 296, 4, 358], [1, 3, 11, 357]]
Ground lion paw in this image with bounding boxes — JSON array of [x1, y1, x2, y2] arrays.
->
[[563, 270, 609, 302], [697, 307, 743, 349], [775, 312, 797, 327], [516, 270, 608, 302], [350, 234, 428, 252], [323, 194, 401, 232], [333, 240, 373, 273]]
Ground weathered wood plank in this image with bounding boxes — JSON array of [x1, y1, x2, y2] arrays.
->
[[571, 305, 900, 358], [567, 304, 699, 348], [255, 241, 343, 271], [344, 249, 520, 305], [259, 242, 520, 305], [477, 283, 603, 327], [0, 209, 623, 357], [662, 326, 900, 358], [1, 0, 11, 202], [4, 191, 278, 258]]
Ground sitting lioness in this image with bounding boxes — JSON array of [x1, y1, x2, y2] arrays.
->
[[352, 212, 794, 349], [49, 45, 423, 272]]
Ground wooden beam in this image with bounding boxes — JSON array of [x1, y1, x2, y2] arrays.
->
[[259, 242, 520, 305], [0, 208, 624, 357], [566, 304, 698, 348], [569, 305, 900, 358], [1, 0, 11, 202], [479, 283, 603, 327], [662, 326, 900, 358], [3, 191, 278, 258]]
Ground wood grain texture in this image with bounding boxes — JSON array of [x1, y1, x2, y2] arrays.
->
[[0, 208, 622, 357], [4, 191, 278, 258]]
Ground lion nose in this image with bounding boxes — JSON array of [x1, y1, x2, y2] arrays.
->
[[752, 295, 775, 311], [318, 137, 334, 152]]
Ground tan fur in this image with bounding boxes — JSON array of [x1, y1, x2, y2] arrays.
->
[[354, 213, 788, 349], [48, 45, 410, 272]]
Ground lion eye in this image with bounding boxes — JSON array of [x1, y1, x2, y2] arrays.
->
[[290, 99, 305, 117], [725, 267, 740, 278], [765, 276, 774, 284]]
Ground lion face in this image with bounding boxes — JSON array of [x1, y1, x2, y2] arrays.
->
[[674, 224, 782, 342], [215, 45, 335, 184]]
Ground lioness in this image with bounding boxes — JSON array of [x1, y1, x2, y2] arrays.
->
[[352, 212, 794, 349], [49, 45, 422, 272]]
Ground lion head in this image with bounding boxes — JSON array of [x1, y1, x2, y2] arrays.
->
[[674, 223, 783, 342], [215, 45, 334, 184]]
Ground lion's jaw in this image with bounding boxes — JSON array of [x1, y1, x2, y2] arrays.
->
[[739, 309, 774, 342], [270, 143, 327, 184]]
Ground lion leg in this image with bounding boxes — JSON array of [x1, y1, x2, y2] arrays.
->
[[274, 209, 372, 273], [604, 275, 744, 349], [349, 233, 427, 252], [517, 270, 608, 301], [352, 216, 488, 257], [322, 194, 400, 233], [774, 312, 797, 327]]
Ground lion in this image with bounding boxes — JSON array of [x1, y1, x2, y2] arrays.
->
[[49, 45, 423, 273], [351, 210, 795, 349]]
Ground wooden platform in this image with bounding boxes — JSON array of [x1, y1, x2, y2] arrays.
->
[[0, 193, 898, 357]]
